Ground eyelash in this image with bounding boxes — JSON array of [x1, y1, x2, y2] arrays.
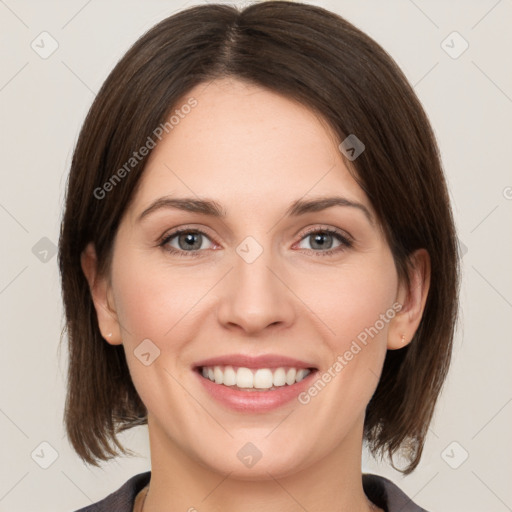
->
[[158, 225, 353, 258]]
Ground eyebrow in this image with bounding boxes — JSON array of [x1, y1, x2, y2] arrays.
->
[[137, 195, 374, 224]]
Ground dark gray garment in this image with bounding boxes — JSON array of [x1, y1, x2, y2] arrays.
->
[[73, 471, 429, 512]]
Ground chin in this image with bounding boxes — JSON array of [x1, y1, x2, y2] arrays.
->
[[192, 438, 313, 481]]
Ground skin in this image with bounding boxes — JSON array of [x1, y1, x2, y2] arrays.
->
[[82, 77, 430, 512]]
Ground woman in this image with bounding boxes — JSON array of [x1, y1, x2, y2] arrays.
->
[[58, 2, 459, 511]]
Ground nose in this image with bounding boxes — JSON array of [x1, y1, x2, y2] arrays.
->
[[216, 244, 296, 335]]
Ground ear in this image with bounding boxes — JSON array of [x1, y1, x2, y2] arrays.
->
[[387, 248, 431, 350], [80, 242, 122, 345]]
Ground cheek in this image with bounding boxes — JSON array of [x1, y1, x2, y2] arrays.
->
[[111, 252, 203, 342], [110, 254, 199, 419], [295, 262, 397, 428], [109, 251, 219, 398], [303, 256, 398, 348]]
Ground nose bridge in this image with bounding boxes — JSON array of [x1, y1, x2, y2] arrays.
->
[[216, 236, 295, 333]]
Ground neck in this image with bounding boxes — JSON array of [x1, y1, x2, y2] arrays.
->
[[142, 414, 379, 512]]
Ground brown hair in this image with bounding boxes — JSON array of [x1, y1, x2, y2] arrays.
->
[[58, 1, 459, 474]]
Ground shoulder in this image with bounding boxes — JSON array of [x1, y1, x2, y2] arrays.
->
[[362, 473, 430, 512], [72, 471, 151, 512]]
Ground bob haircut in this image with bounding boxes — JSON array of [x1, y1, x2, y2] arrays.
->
[[58, 1, 459, 475]]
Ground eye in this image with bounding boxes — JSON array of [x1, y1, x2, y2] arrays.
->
[[295, 227, 353, 256], [158, 226, 353, 258], [159, 228, 215, 257]]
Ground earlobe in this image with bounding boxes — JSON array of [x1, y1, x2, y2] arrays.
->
[[80, 242, 122, 345], [387, 248, 431, 350]]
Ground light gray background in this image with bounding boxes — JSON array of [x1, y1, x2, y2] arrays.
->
[[1, 0, 511, 511]]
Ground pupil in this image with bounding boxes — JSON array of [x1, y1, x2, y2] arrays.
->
[[180, 233, 201, 250], [312, 232, 332, 250]]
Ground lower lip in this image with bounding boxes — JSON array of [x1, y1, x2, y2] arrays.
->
[[195, 369, 317, 412]]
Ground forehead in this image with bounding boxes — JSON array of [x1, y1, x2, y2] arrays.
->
[[128, 78, 372, 219]]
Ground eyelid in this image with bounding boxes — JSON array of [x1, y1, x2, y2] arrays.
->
[[159, 224, 217, 243], [297, 224, 354, 244], [158, 224, 219, 253]]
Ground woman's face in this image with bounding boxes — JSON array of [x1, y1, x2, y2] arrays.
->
[[100, 78, 405, 478]]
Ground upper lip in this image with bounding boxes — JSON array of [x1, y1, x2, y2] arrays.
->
[[194, 354, 317, 370]]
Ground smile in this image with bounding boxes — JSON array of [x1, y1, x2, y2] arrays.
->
[[200, 365, 312, 391]]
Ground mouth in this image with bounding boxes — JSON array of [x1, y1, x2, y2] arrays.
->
[[196, 365, 315, 391], [193, 354, 318, 411]]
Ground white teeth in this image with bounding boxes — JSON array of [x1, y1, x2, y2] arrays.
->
[[213, 366, 224, 385], [201, 365, 312, 389], [295, 369, 309, 382], [285, 368, 297, 385], [223, 365, 237, 386], [236, 367, 254, 388], [272, 367, 286, 387], [254, 369, 273, 389]]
